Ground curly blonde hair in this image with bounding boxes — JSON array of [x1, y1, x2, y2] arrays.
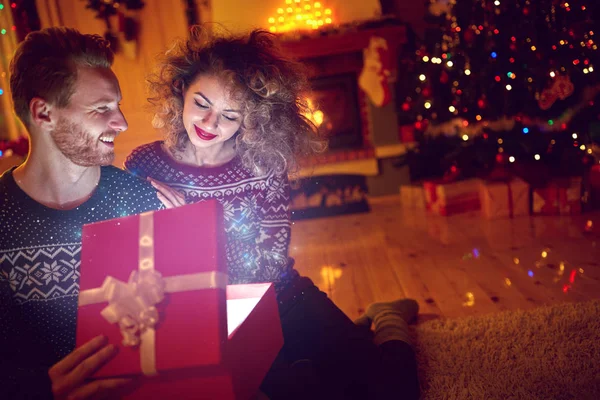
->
[[147, 27, 325, 176]]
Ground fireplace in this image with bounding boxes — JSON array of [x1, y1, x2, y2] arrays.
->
[[280, 24, 406, 159], [308, 73, 364, 150]]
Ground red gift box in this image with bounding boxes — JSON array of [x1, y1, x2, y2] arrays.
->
[[76, 201, 283, 399], [479, 178, 529, 219], [423, 178, 481, 216], [127, 283, 283, 400], [531, 176, 582, 215]]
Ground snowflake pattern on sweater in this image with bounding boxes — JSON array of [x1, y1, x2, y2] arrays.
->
[[125, 141, 297, 288], [0, 166, 162, 398]]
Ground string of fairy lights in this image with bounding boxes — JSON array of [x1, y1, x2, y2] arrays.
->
[[0, 2, 17, 107], [406, 0, 599, 165], [268, 0, 333, 33], [414, 0, 596, 120]]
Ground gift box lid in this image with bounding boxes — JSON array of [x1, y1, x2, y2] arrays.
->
[[76, 200, 228, 378], [124, 283, 284, 400]]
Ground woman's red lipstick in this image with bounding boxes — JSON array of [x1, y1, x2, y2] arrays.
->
[[194, 125, 217, 141]]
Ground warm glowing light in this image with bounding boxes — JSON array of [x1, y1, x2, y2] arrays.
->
[[504, 278, 512, 287], [580, 144, 586, 150], [494, 0, 500, 5], [447, 61, 454, 67], [463, 292, 475, 307], [498, 138, 503, 144], [270, 3, 333, 33], [541, 250, 548, 258], [572, 133, 578, 139], [303, 98, 324, 127], [419, 74, 426, 81], [534, 154, 541, 160], [320, 265, 343, 288], [449, 106, 456, 112], [476, 115, 482, 121], [313, 110, 324, 125], [588, 148, 593, 154], [424, 101, 432, 109], [531, 45, 537, 51], [550, 71, 556, 78], [509, 156, 515, 163], [513, 257, 520, 264], [462, 134, 469, 141], [506, 84, 512, 91], [423, 56, 430, 62], [465, 69, 471, 75]]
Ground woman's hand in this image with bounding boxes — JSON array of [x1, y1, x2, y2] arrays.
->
[[148, 178, 186, 209]]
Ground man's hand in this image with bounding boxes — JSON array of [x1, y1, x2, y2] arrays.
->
[[148, 177, 186, 209], [49, 335, 134, 400]]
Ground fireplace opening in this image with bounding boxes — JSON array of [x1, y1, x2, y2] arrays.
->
[[306, 73, 364, 150]]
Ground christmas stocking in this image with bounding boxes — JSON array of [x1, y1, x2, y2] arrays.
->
[[359, 36, 392, 107]]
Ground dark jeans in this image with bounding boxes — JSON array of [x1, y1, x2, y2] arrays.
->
[[261, 277, 420, 400]]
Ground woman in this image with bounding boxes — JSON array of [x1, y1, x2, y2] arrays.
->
[[126, 27, 420, 399]]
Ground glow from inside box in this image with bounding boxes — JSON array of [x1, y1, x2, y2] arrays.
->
[[227, 298, 262, 336]]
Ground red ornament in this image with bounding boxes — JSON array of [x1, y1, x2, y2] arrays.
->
[[496, 153, 507, 164], [440, 70, 449, 84], [422, 87, 432, 97], [523, 7, 529, 15], [402, 102, 411, 111], [478, 98, 487, 109], [464, 29, 476, 44]]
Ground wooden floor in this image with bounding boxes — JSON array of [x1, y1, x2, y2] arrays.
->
[[290, 195, 600, 322]]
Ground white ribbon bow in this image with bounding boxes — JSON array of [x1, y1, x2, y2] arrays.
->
[[95, 269, 165, 347]]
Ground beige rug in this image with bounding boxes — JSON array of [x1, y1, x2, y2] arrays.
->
[[412, 301, 600, 400]]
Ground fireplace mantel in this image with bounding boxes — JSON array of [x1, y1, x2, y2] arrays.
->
[[279, 25, 406, 62]]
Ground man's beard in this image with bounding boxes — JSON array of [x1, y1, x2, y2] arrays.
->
[[50, 117, 116, 167]]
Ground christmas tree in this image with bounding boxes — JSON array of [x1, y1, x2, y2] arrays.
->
[[398, 0, 600, 182]]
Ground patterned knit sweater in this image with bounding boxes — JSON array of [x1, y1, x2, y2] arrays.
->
[[125, 141, 297, 290], [0, 166, 162, 399]]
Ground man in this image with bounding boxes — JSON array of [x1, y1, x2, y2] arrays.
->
[[0, 27, 163, 399]]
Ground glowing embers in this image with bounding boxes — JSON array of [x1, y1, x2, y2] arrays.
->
[[268, 1, 333, 33], [303, 97, 324, 128]]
